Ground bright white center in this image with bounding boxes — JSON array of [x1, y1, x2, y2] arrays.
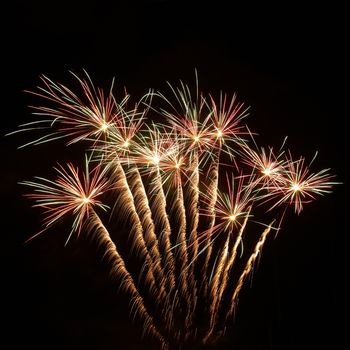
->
[[152, 155, 160, 165], [82, 197, 91, 204], [229, 214, 236, 222], [216, 129, 223, 138], [100, 123, 109, 132], [262, 167, 272, 176], [292, 183, 301, 192]]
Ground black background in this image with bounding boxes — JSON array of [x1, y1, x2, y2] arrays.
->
[[1, 1, 349, 349]]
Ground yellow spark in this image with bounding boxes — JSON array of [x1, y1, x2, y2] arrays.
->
[[123, 139, 130, 148]]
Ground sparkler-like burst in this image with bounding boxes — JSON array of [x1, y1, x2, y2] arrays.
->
[[19, 155, 111, 244], [9, 71, 339, 349]]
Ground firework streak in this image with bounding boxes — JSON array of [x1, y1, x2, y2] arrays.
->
[[10, 71, 339, 349]]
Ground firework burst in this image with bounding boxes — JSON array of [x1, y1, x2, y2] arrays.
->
[[261, 151, 337, 214], [9, 72, 339, 349], [20, 155, 111, 244]]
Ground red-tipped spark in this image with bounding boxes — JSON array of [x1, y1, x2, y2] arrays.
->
[[14, 72, 132, 147], [21, 157, 111, 243], [264, 153, 337, 214], [201, 173, 253, 240], [241, 144, 286, 188], [207, 93, 249, 155]]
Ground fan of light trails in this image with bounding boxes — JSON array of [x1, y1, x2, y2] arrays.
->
[[11, 72, 339, 350]]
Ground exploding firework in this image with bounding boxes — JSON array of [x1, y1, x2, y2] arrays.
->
[[8, 71, 339, 349]]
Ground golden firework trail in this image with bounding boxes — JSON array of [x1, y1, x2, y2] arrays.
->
[[130, 125, 177, 289], [224, 222, 275, 324], [10, 71, 339, 349], [170, 174, 192, 327], [124, 163, 166, 289], [155, 139, 192, 333], [104, 109, 169, 305], [125, 124, 184, 335], [86, 209, 168, 350], [110, 161, 160, 297], [198, 155, 220, 300], [203, 211, 250, 343]]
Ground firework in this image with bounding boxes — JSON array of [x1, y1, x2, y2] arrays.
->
[[200, 174, 253, 343], [263, 152, 337, 214], [19, 155, 111, 243], [9, 71, 338, 349]]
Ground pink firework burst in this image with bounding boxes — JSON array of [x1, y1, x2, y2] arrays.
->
[[263, 152, 337, 214], [21, 156, 111, 243]]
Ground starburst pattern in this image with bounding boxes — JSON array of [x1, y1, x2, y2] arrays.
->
[[263, 152, 337, 214], [20, 155, 111, 243]]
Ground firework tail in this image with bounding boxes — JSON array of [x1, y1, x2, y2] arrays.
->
[[185, 150, 200, 336], [147, 166, 179, 333], [123, 162, 178, 334], [124, 163, 167, 298], [86, 208, 168, 350], [205, 232, 230, 340], [224, 222, 274, 324], [168, 178, 193, 337], [203, 210, 250, 343], [200, 150, 221, 299], [188, 147, 200, 262], [111, 161, 161, 300], [216, 211, 250, 309], [113, 161, 181, 335]]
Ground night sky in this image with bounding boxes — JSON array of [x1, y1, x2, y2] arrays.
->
[[1, 1, 349, 349]]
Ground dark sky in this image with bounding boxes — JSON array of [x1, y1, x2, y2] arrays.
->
[[1, 1, 349, 349]]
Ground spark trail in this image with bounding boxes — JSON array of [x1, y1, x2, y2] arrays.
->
[[224, 222, 274, 324], [86, 208, 168, 350]]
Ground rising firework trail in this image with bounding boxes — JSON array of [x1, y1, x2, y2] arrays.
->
[[224, 222, 275, 325]]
